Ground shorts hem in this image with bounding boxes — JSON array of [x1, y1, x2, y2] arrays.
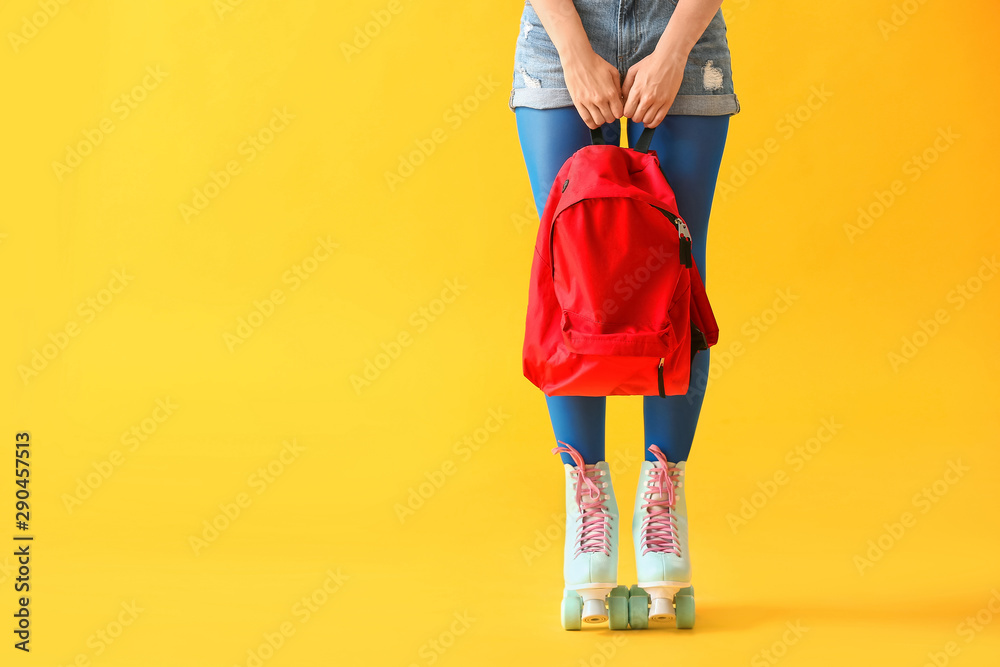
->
[[509, 88, 741, 116], [670, 93, 740, 116], [508, 87, 574, 111]]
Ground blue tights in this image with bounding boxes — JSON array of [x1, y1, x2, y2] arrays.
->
[[514, 106, 729, 466]]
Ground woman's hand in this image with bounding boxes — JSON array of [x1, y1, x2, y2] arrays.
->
[[561, 45, 624, 130], [622, 49, 686, 128]]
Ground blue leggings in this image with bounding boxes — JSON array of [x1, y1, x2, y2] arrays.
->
[[515, 106, 729, 466]]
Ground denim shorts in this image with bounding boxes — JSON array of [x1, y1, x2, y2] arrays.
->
[[508, 0, 740, 116]]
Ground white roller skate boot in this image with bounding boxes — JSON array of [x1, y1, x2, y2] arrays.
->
[[552, 441, 629, 630], [628, 444, 695, 629]]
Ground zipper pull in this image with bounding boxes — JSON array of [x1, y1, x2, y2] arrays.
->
[[679, 237, 692, 269]]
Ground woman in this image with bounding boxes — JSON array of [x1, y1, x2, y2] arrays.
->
[[509, 0, 739, 630]]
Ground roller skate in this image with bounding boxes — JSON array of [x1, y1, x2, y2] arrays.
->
[[628, 444, 695, 630], [553, 441, 629, 631]]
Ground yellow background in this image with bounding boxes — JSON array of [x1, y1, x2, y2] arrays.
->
[[2, 0, 999, 665]]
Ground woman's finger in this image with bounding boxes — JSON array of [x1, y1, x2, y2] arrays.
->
[[646, 106, 667, 129], [608, 87, 624, 119], [623, 76, 643, 118], [595, 96, 618, 125], [633, 93, 652, 125], [575, 102, 598, 130], [621, 67, 637, 107]]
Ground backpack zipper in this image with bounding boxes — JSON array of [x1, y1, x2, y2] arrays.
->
[[652, 203, 693, 397], [650, 204, 693, 269], [550, 200, 693, 278]]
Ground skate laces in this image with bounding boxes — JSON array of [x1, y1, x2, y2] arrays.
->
[[552, 441, 611, 557], [640, 445, 682, 557]]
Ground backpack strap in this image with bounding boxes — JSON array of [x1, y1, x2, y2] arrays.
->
[[633, 126, 656, 153], [590, 124, 656, 152]]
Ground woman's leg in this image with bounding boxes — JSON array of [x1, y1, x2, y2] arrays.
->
[[627, 115, 730, 464], [515, 106, 621, 466], [544, 395, 607, 465]]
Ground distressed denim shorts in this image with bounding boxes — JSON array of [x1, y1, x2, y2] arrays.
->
[[508, 0, 740, 116]]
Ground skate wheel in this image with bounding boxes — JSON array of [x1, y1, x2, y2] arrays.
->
[[674, 591, 695, 629], [628, 586, 649, 630], [582, 597, 608, 623], [561, 592, 582, 631], [608, 591, 629, 631]]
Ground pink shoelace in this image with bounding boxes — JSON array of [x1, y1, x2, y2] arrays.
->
[[552, 441, 611, 557], [639, 445, 682, 557]]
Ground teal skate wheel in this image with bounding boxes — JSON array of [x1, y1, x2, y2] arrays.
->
[[674, 591, 695, 629], [608, 590, 629, 631], [561, 592, 582, 631], [611, 585, 630, 598], [628, 587, 649, 630]]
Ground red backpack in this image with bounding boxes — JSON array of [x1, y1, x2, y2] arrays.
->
[[522, 126, 719, 397]]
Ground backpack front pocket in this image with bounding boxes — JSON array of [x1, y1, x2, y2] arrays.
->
[[559, 309, 677, 356]]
